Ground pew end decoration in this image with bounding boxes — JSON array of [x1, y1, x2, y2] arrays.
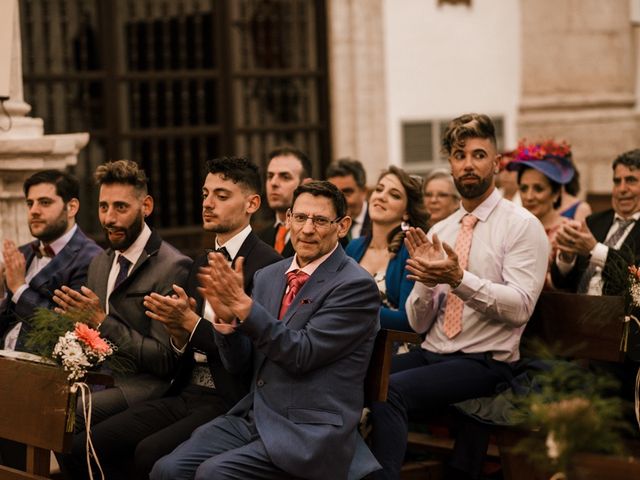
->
[[513, 353, 626, 479], [26, 308, 115, 381]]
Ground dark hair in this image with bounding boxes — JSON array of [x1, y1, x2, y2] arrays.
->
[[268, 146, 312, 180], [23, 169, 79, 203], [292, 180, 347, 219], [612, 149, 640, 172], [517, 165, 562, 209], [559, 152, 581, 196], [441, 113, 497, 155], [325, 158, 367, 189], [206, 156, 262, 195], [94, 160, 148, 195], [376, 166, 430, 255]]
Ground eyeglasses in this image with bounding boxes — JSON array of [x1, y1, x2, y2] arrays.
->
[[288, 210, 342, 229], [424, 192, 458, 200]]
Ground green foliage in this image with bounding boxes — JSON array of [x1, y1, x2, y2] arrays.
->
[[24, 308, 81, 358], [512, 343, 627, 475]]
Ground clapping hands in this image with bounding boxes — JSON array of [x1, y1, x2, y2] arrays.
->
[[404, 227, 464, 288]]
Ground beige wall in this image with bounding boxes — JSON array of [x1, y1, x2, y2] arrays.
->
[[519, 0, 640, 195]]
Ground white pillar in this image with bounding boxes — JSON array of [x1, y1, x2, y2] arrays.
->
[[0, 0, 89, 245]]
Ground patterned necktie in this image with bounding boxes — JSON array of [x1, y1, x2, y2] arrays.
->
[[274, 224, 288, 254], [114, 255, 132, 289], [442, 214, 478, 338], [279, 270, 310, 319], [31, 242, 55, 258], [577, 218, 635, 294]]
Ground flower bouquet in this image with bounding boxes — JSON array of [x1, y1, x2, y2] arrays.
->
[[53, 322, 113, 382]]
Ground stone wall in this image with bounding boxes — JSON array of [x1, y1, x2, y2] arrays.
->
[[518, 0, 640, 195]]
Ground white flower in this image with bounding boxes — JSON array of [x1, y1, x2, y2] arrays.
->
[[52, 328, 113, 382], [545, 431, 562, 460]]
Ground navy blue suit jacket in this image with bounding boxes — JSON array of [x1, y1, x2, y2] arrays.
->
[[215, 246, 381, 480], [0, 227, 103, 350]]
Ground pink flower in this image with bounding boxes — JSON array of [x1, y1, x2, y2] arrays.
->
[[74, 322, 111, 354]]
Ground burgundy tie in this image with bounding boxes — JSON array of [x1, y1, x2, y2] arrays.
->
[[279, 270, 310, 319], [31, 242, 55, 258]]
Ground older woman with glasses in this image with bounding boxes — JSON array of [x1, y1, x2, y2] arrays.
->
[[346, 166, 429, 331], [422, 169, 460, 229]]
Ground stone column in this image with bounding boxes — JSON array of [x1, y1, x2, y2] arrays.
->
[[0, 0, 89, 245], [518, 0, 640, 196], [327, 0, 388, 183]]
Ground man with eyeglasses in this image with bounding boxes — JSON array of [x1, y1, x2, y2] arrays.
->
[[151, 181, 382, 480]]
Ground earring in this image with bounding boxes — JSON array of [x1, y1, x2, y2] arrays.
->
[[401, 217, 410, 231]]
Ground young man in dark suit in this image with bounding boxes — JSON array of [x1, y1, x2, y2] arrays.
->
[[0, 169, 102, 351], [258, 146, 312, 257], [53, 160, 192, 424], [152, 181, 382, 480], [327, 158, 371, 241], [0, 169, 102, 470], [62, 157, 282, 479]]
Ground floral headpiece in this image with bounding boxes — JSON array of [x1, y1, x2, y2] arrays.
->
[[506, 139, 575, 184], [515, 139, 572, 162]]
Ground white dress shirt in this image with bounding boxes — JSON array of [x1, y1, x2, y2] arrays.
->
[[406, 188, 549, 362], [350, 201, 368, 239]]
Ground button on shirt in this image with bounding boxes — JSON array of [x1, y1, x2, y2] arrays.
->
[[406, 189, 549, 362], [556, 211, 640, 295]]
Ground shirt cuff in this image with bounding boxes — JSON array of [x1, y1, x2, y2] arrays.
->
[[588, 242, 608, 269], [170, 317, 204, 354], [11, 284, 29, 304], [555, 251, 577, 275]]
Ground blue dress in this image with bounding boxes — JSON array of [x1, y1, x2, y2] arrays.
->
[[345, 236, 415, 331]]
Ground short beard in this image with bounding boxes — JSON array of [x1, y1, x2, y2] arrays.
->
[[104, 211, 145, 251], [32, 208, 69, 244], [454, 175, 493, 199]]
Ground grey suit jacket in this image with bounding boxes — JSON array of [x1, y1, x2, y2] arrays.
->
[[88, 229, 191, 404], [215, 246, 381, 480], [0, 227, 103, 351]]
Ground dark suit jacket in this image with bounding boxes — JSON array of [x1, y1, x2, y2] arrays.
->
[[256, 223, 295, 258], [0, 227, 103, 350], [215, 246, 381, 480], [88, 229, 192, 405], [167, 231, 282, 408], [551, 209, 640, 295]]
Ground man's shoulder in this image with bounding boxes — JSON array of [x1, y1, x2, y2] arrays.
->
[[586, 209, 614, 225], [157, 239, 191, 264]]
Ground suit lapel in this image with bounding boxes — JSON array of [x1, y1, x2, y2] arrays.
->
[[26, 229, 83, 291], [591, 211, 615, 243]]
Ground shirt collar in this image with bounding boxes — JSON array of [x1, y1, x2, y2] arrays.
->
[[456, 188, 502, 224], [117, 223, 152, 265], [46, 224, 78, 255], [353, 200, 368, 226], [614, 211, 640, 222], [286, 242, 339, 277], [215, 224, 252, 260]]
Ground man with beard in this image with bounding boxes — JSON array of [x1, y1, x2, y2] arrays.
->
[[52, 160, 191, 426], [0, 169, 102, 351], [368, 114, 549, 480], [61, 157, 281, 479], [0, 170, 101, 470], [258, 146, 312, 257]]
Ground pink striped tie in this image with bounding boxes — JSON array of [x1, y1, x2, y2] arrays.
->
[[442, 214, 478, 338]]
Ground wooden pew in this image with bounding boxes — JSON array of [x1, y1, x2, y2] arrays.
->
[[0, 356, 74, 480], [366, 292, 634, 478]]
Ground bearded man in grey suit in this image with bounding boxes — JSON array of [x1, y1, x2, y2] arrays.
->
[[53, 160, 191, 425], [151, 181, 381, 480]]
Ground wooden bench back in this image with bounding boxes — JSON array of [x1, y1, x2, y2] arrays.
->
[[524, 292, 626, 363], [0, 356, 74, 479]]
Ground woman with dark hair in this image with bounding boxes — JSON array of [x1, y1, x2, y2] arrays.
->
[[346, 166, 429, 331], [559, 159, 592, 222], [507, 140, 576, 287]]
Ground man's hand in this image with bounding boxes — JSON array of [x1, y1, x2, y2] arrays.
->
[[2, 240, 27, 293], [406, 240, 464, 288], [197, 253, 251, 327], [52, 285, 106, 328], [144, 285, 199, 348], [555, 220, 597, 257], [404, 227, 445, 263]]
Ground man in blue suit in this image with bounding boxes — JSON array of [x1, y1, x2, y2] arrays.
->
[[0, 169, 102, 470], [0, 169, 102, 351], [151, 181, 382, 480]]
